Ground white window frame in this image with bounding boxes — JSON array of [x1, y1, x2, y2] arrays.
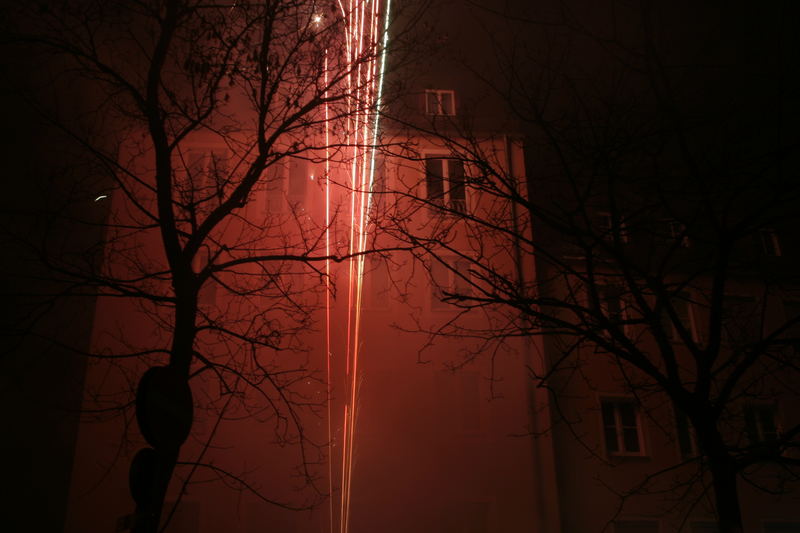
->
[[424, 156, 468, 214], [424, 89, 456, 116], [601, 398, 646, 457]]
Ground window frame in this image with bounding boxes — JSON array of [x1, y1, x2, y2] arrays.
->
[[601, 397, 647, 457], [424, 89, 456, 116], [423, 155, 468, 214]]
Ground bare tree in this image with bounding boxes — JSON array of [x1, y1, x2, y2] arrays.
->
[[379, 1, 800, 532], [3, 0, 418, 531]]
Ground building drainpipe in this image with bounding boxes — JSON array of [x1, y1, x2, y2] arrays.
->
[[504, 134, 561, 533]]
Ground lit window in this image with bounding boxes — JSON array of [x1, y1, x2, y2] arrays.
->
[[760, 228, 782, 257], [425, 89, 456, 116], [601, 399, 645, 456], [425, 157, 467, 213], [744, 403, 779, 445]]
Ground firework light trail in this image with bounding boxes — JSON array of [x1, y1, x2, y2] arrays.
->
[[323, 1, 391, 532]]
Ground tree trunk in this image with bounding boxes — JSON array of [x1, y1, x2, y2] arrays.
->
[[704, 435, 744, 533]]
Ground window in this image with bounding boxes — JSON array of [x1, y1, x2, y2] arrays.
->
[[744, 403, 779, 445], [430, 257, 472, 310], [601, 398, 645, 456], [596, 211, 629, 243], [659, 294, 697, 342], [425, 157, 467, 213], [760, 228, 782, 257], [614, 520, 659, 533], [425, 89, 456, 116], [674, 408, 698, 459]]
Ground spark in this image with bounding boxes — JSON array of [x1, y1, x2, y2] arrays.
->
[[323, 2, 391, 532], [94, 194, 108, 202]]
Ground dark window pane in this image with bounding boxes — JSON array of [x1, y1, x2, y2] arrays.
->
[[426, 158, 444, 201], [448, 159, 465, 200], [759, 406, 778, 441], [623, 428, 640, 452], [602, 403, 616, 426], [605, 427, 619, 453], [619, 403, 637, 427]]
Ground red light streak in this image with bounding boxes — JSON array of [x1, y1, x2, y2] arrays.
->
[[322, 2, 390, 532]]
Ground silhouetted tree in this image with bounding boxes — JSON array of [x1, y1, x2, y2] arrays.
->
[[3, 0, 414, 531], [381, 1, 800, 532]]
